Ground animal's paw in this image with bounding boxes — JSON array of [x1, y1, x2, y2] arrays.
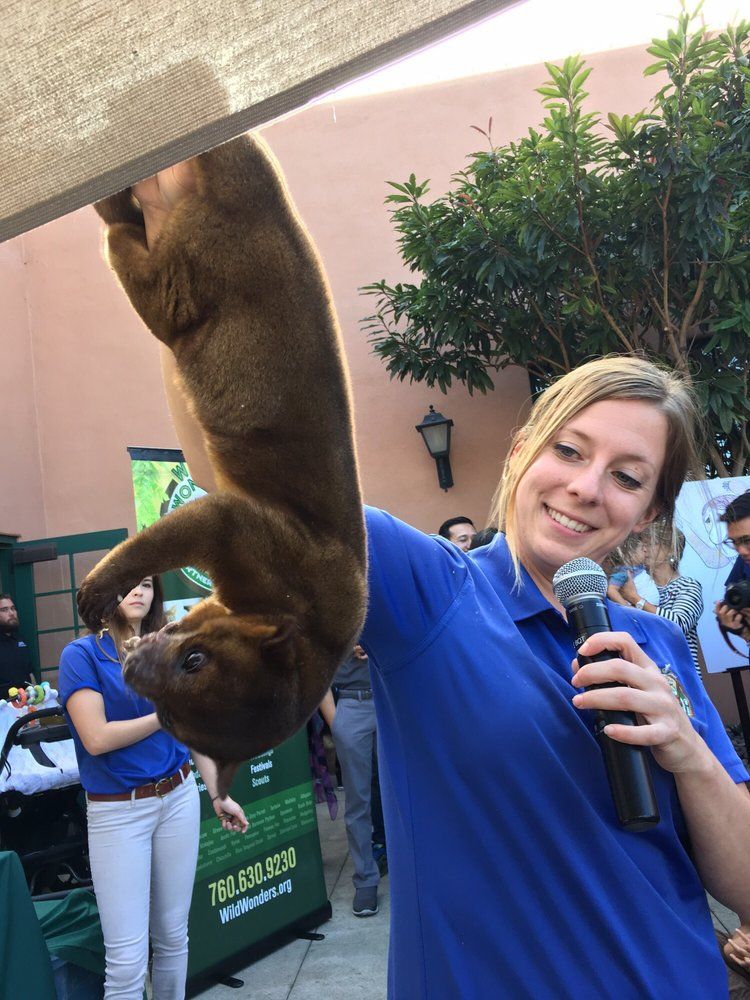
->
[[76, 577, 123, 633]]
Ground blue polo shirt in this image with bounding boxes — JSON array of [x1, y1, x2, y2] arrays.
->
[[361, 506, 746, 1000], [58, 633, 188, 794]]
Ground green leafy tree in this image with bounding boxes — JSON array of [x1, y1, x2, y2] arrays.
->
[[363, 7, 750, 476]]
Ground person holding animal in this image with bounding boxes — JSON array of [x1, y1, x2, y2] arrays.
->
[[91, 137, 750, 998], [77, 135, 367, 800], [59, 575, 248, 1000]]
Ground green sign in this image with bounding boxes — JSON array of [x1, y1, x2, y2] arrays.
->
[[188, 732, 326, 975], [127, 447, 329, 982]]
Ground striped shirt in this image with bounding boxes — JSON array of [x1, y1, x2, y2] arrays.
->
[[656, 575, 704, 674]]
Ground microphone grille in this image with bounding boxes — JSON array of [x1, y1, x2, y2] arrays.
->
[[552, 557, 608, 607]]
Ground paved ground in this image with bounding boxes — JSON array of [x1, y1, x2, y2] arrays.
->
[[195, 798, 742, 1000], [199, 800, 389, 1000]]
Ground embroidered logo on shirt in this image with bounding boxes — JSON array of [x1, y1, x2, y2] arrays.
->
[[659, 663, 694, 718]]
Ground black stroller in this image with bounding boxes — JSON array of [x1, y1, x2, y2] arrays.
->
[[0, 705, 91, 896]]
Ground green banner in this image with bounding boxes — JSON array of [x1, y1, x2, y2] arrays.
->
[[127, 448, 329, 981]]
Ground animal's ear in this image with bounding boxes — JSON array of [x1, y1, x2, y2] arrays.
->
[[258, 620, 297, 669], [260, 621, 296, 649]]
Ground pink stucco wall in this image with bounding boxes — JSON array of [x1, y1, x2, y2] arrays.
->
[[1, 42, 665, 543]]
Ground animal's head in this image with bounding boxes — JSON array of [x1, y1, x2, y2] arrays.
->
[[122, 600, 299, 796]]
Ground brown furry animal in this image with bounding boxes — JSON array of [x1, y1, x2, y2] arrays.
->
[[78, 135, 367, 795]]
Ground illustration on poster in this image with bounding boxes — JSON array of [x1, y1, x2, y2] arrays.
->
[[677, 479, 750, 570], [675, 476, 750, 672]]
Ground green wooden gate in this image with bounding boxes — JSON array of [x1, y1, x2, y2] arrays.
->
[[0, 529, 127, 683]]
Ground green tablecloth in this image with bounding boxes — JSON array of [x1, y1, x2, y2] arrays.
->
[[0, 851, 56, 1000], [34, 888, 105, 976]]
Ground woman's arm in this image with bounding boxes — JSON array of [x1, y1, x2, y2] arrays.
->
[[671, 746, 750, 920], [654, 577, 703, 635], [191, 749, 249, 833], [607, 583, 630, 606], [572, 631, 750, 920], [66, 688, 160, 756], [319, 688, 336, 728]]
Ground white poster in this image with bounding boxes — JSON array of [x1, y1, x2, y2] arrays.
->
[[674, 477, 750, 673]]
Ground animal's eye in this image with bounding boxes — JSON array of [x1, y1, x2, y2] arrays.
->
[[181, 650, 207, 673]]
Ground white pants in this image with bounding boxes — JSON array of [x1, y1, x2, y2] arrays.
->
[[86, 772, 200, 1000]]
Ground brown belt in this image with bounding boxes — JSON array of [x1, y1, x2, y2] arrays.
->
[[87, 761, 191, 802]]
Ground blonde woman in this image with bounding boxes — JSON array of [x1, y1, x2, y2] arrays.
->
[[59, 576, 247, 999], [129, 158, 750, 999]]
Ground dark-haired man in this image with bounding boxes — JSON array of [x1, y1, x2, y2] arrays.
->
[[715, 491, 750, 656], [0, 595, 33, 691], [438, 517, 476, 553]]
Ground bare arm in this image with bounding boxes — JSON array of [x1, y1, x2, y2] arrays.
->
[[607, 583, 630, 606], [319, 688, 336, 728], [673, 752, 750, 920], [66, 687, 160, 756], [191, 749, 249, 833], [574, 631, 750, 920]]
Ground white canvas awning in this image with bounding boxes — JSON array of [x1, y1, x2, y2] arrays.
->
[[1, 0, 515, 241]]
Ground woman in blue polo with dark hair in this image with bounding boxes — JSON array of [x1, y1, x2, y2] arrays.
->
[[59, 576, 247, 1000]]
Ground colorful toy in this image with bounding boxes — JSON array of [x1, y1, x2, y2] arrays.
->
[[1, 681, 57, 711]]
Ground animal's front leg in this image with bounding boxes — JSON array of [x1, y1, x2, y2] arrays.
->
[[77, 493, 246, 632]]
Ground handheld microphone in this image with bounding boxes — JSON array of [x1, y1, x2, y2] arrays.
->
[[552, 557, 659, 832]]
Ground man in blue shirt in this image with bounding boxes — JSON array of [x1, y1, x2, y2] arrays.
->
[[716, 490, 750, 660]]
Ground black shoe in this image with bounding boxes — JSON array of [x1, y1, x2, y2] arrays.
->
[[372, 842, 388, 876], [352, 886, 378, 917]]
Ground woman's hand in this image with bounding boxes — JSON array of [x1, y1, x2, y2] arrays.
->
[[619, 571, 640, 606], [571, 631, 704, 775], [607, 583, 630, 606], [132, 160, 198, 247], [212, 795, 249, 834], [724, 924, 750, 970]]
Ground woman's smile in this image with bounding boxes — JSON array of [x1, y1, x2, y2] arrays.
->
[[514, 398, 667, 601], [543, 504, 595, 535]]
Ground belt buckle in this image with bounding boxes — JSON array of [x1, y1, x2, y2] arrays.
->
[[154, 776, 173, 798]]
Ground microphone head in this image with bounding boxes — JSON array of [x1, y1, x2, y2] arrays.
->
[[552, 557, 608, 608]]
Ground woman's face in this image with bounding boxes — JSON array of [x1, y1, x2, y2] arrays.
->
[[514, 399, 667, 590], [629, 539, 647, 567], [118, 577, 155, 626]]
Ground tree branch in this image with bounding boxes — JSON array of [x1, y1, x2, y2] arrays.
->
[[529, 298, 571, 369], [708, 439, 731, 478], [678, 260, 708, 350]]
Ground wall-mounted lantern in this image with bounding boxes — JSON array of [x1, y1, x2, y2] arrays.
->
[[415, 405, 454, 491]]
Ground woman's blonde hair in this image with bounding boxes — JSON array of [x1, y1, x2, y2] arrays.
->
[[491, 356, 702, 575]]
